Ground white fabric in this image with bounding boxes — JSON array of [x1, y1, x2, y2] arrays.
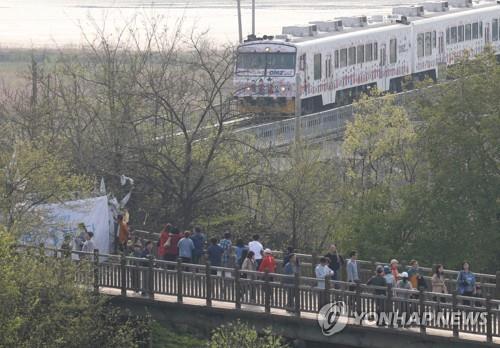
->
[[23, 196, 110, 255], [248, 240, 263, 260]]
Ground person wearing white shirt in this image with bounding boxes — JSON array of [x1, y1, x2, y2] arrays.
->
[[315, 257, 334, 289], [248, 234, 264, 268], [82, 231, 96, 253]]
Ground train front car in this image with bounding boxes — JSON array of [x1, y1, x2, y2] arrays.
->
[[234, 38, 297, 115]]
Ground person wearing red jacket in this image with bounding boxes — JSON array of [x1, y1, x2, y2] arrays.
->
[[157, 223, 172, 260], [258, 249, 276, 273]]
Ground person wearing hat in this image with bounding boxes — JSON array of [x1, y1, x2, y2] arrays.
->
[[367, 266, 388, 325], [384, 265, 395, 286], [396, 272, 413, 321], [258, 248, 276, 273]]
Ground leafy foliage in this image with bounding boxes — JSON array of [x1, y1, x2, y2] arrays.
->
[[209, 320, 287, 348]]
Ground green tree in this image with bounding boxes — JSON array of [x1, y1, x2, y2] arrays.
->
[[209, 320, 287, 348], [0, 228, 149, 348]]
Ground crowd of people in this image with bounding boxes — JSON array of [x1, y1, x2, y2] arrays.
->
[[113, 222, 480, 301]]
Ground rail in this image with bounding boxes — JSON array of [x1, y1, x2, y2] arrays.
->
[[17, 246, 500, 344], [131, 229, 499, 299], [235, 84, 441, 149]]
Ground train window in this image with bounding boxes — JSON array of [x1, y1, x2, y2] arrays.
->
[[466, 23, 472, 40], [425, 32, 432, 56], [446, 28, 450, 44], [374, 42, 378, 60], [439, 36, 444, 54], [348, 47, 356, 65], [417, 33, 425, 58], [493, 19, 499, 41], [334, 50, 339, 68], [451, 26, 457, 43], [314, 53, 322, 80], [340, 48, 347, 67], [326, 55, 332, 78], [458, 25, 464, 42], [432, 31, 437, 48], [472, 22, 479, 39], [299, 54, 306, 71], [479, 21, 483, 38], [365, 43, 373, 61], [389, 38, 397, 64], [357, 45, 365, 63]]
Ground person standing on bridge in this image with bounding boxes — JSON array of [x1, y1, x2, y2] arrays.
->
[[241, 251, 257, 303], [190, 226, 205, 264], [235, 239, 248, 268], [431, 264, 448, 303], [163, 227, 182, 263], [346, 251, 360, 289], [457, 261, 476, 305], [207, 238, 224, 275], [284, 253, 300, 311], [248, 234, 264, 269], [315, 257, 334, 289], [219, 231, 232, 268], [81, 231, 96, 254], [178, 231, 195, 263], [117, 214, 129, 253], [258, 249, 277, 274], [157, 224, 171, 261], [367, 266, 387, 326], [324, 244, 344, 282]]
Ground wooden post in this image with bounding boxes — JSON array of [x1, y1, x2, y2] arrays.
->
[[496, 271, 500, 300], [177, 258, 183, 303], [386, 284, 394, 328], [486, 296, 492, 343], [148, 255, 155, 300], [264, 271, 271, 314], [419, 288, 426, 334], [93, 249, 100, 295], [452, 291, 459, 338], [355, 283, 362, 315], [294, 271, 301, 317], [234, 266, 241, 309], [205, 261, 212, 307]]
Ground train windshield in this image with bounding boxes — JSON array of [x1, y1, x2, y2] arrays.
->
[[236, 52, 296, 75]]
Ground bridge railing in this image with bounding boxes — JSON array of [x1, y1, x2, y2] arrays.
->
[[17, 245, 500, 343], [234, 83, 445, 149]]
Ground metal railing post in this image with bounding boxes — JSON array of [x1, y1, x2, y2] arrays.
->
[[177, 258, 183, 303], [148, 256, 155, 300], [386, 284, 394, 328], [264, 271, 271, 314], [120, 253, 127, 297], [355, 283, 362, 315], [205, 261, 212, 307], [486, 296, 492, 343], [93, 249, 99, 295], [496, 271, 500, 299], [419, 288, 426, 334], [322, 276, 331, 309], [294, 271, 301, 317], [234, 265, 241, 309], [452, 291, 459, 338]]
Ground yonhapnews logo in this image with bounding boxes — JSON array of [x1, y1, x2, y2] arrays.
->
[[317, 301, 349, 336]]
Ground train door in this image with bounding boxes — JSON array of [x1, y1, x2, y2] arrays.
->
[[438, 32, 445, 63], [379, 43, 387, 91]]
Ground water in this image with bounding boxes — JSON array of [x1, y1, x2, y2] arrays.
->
[[0, 0, 415, 47]]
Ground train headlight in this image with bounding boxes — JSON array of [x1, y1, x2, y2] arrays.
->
[[280, 86, 286, 92], [265, 47, 270, 52]]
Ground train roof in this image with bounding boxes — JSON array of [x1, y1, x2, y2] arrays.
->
[[240, 0, 500, 48]]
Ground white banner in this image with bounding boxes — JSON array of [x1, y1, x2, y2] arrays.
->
[[21, 195, 110, 255]]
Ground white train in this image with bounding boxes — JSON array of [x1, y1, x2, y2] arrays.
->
[[233, 0, 500, 114]]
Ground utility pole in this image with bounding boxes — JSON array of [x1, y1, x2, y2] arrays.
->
[[294, 73, 302, 143], [237, 0, 243, 43], [252, 0, 256, 35]]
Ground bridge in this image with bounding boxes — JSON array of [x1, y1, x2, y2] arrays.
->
[[26, 246, 500, 347], [234, 85, 435, 150]]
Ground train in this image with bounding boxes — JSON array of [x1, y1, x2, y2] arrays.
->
[[233, 0, 500, 115]]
